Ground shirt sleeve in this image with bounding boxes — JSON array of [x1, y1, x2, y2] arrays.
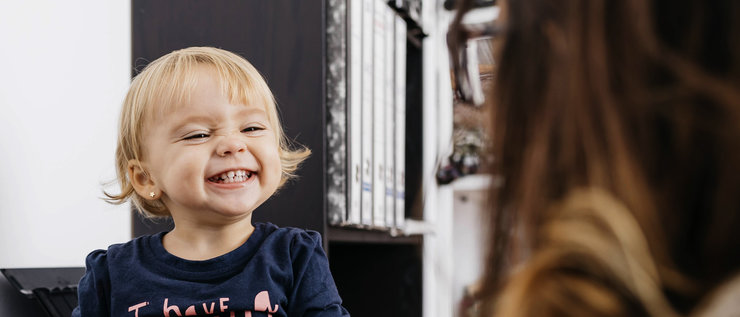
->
[[71, 250, 111, 317], [288, 231, 350, 317]]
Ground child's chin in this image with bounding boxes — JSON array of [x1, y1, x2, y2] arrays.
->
[[213, 205, 257, 218]]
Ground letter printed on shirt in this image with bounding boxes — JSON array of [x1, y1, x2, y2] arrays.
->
[[202, 302, 216, 314], [128, 302, 149, 317], [254, 291, 279, 314], [185, 305, 196, 316], [220, 298, 230, 312], [163, 298, 182, 317]]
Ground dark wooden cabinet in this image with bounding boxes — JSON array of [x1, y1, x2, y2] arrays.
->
[[131, 1, 423, 316]]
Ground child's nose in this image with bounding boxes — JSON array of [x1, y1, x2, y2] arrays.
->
[[216, 135, 247, 156]]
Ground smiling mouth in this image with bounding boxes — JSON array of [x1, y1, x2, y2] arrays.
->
[[207, 170, 255, 184]]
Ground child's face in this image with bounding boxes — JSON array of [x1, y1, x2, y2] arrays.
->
[[137, 67, 281, 223]]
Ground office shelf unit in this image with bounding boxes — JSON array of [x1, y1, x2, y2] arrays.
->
[[131, 1, 425, 316]]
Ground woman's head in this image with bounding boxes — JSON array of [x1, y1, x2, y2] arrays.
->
[[106, 47, 310, 218], [483, 0, 740, 313]]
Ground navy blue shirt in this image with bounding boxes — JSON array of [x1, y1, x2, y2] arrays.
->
[[72, 223, 349, 316]]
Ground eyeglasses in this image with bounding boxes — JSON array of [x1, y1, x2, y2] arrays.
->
[[447, 0, 503, 106]]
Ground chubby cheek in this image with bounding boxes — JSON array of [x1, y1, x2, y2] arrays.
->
[[159, 152, 205, 195], [258, 145, 282, 190]]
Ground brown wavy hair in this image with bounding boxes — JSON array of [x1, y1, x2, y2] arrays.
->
[[481, 0, 740, 315]]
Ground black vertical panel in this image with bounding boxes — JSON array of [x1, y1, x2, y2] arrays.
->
[[131, 0, 326, 236], [405, 39, 424, 220], [329, 243, 423, 317]]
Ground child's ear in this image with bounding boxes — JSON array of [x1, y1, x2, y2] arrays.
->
[[127, 159, 160, 200]]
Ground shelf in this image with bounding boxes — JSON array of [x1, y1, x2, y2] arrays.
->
[[327, 226, 423, 245]]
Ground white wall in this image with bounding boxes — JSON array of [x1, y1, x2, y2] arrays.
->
[[0, 0, 131, 268]]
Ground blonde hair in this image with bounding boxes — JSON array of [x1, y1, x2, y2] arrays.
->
[[105, 47, 311, 218]]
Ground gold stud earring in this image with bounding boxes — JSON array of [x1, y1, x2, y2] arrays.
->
[[149, 192, 156, 198]]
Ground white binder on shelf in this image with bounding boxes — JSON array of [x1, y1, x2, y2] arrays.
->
[[394, 14, 407, 230], [348, 0, 363, 226], [384, 5, 396, 229], [360, 0, 374, 227], [372, 0, 386, 228]]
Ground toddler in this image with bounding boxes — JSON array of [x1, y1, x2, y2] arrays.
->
[[72, 47, 349, 317]]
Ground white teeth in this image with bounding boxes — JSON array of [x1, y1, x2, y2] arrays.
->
[[211, 169, 253, 183]]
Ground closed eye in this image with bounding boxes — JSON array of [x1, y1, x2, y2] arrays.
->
[[242, 127, 264, 133], [183, 133, 209, 140]]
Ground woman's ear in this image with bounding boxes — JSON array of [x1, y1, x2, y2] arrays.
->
[[127, 159, 160, 200]]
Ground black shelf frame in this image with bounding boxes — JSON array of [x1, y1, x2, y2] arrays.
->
[[327, 226, 423, 245]]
